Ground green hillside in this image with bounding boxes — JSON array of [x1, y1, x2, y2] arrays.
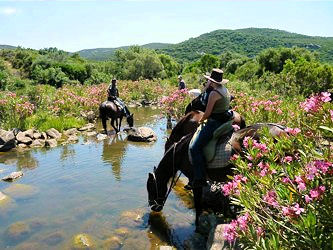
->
[[158, 28, 333, 62], [0, 45, 16, 50], [77, 42, 171, 61]]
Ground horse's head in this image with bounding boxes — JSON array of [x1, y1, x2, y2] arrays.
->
[[126, 114, 134, 127], [147, 167, 168, 212]]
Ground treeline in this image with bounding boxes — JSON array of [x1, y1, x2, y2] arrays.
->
[[158, 28, 333, 63], [1, 45, 333, 97], [0, 46, 180, 90]]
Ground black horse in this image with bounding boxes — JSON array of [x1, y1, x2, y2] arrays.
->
[[99, 101, 134, 133], [147, 118, 287, 228]]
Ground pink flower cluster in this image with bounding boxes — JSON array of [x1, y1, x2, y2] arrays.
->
[[300, 92, 331, 113], [285, 127, 301, 136], [263, 190, 279, 208], [223, 213, 250, 243], [15, 101, 35, 116], [243, 136, 268, 153], [222, 175, 247, 196], [305, 186, 326, 203], [160, 89, 188, 105], [305, 160, 332, 180], [282, 203, 305, 217], [249, 99, 283, 114]]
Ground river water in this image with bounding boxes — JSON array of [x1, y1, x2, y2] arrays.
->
[[0, 107, 196, 249]]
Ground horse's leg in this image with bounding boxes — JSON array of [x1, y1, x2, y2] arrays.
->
[[118, 117, 123, 132], [115, 118, 119, 133], [193, 187, 203, 229], [111, 118, 118, 133], [102, 118, 107, 134]]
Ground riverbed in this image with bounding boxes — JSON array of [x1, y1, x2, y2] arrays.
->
[[0, 107, 197, 249]]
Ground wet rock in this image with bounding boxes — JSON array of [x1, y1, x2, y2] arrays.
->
[[78, 123, 95, 132], [17, 143, 28, 149], [42, 231, 65, 246], [45, 139, 57, 148], [72, 233, 95, 249], [85, 131, 97, 137], [0, 191, 15, 214], [96, 133, 107, 141], [127, 127, 157, 142], [46, 128, 62, 140], [86, 111, 96, 122], [3, 183, 38, 199], [30, 139, 45, 148], [2, 171, 23, 181], [67, 135, 79, 142], [102, 236, 122, 249], [16, 131, 33, 144], [41, 132, 48, 140], [63, 128, 78, 137], [25, 129, 35, 139], [5, 221, 31, 242], [0, 129, 16, 152], [33, 132, 42, 139], [117, 209, 144, 228], [114, 227, 130, 238], [207, 224, 241, 250], [183, 232, 206, 250]]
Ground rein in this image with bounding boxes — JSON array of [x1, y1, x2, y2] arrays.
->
[[150, 136, 187, 208]]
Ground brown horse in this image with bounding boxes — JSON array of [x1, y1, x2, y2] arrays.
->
[[147, 117, 286, 227], [99, 101, 134, 133]]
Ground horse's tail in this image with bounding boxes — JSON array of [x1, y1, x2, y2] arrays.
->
[[99, 102, 107, 119]]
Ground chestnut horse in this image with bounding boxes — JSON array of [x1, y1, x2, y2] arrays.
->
[[99, 101, 134, 133], [147, 113, 286, 227]]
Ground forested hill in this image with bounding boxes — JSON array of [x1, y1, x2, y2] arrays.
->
[[77, 43, 171, 61], [77, 28, 333, 63], [158, 28, 333, 62], [0, 45, 16, 50]]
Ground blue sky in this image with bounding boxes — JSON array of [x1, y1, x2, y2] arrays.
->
[[0, 0, 332, 52]]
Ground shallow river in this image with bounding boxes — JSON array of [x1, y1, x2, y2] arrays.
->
[[0, 107, 196, 249]]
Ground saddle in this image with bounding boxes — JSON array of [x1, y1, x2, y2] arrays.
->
[[189, 120, 235, 169]]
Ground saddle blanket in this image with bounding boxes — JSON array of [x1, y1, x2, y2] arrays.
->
[[189, 120, 234, 169]]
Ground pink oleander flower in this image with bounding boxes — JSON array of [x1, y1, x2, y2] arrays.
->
[[294, 176, 307, 192], [283, 156, 293, 163], [263, 190, 279, 208], [285, 127, 301, 136], [243, 136, 250, 148], [230, 154, 239, 161], [256, 227, 265, 237], [282, 177, 292, 184], [223, 221, 238, 243], [320, 92, 331, 103], [232, 124, 240, 131]]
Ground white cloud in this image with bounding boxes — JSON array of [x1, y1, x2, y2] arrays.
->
[[0, 7, 18, 15]]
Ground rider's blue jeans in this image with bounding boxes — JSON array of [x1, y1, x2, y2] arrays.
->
[[189, 118, 223, 181]]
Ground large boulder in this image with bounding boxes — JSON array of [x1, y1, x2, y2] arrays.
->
[[16, 131, 33, 144], [3, 183, 38, 199], [127, 127, 157, 142], [206, 224, 242, 250], [45, 139, 57, 148], [5, 221, 31, 243], [71, 233, 95, 249], [30, 139, 45, 148], [0, 129, 16, 151], [46, 128, 61, 140]]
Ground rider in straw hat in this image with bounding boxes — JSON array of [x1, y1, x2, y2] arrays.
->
[[189, 68, 233, 187]]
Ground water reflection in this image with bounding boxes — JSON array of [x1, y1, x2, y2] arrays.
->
[[0, 150, 38, 170], [59, 145, 76, 162], [102, 134, 127, 181]]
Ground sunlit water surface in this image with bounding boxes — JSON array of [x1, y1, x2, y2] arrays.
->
[[0, 108, 196, 249]]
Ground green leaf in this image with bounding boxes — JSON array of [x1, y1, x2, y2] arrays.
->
[[319, 126, 333, 133]]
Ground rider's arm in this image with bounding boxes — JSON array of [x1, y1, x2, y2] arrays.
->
[[199, 91, 219, 122]]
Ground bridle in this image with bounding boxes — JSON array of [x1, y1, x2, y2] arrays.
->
[[149, 136, 188, 210]]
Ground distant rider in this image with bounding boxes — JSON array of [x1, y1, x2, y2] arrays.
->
[[178, 75, 186, 90], [107, 78, 130, 116]]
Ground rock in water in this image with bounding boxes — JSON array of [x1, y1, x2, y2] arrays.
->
[[127, 127, 157, 142], [0, 129, 16, 151], [2, 171, 23, 182]]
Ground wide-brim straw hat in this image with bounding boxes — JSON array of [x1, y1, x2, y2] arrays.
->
[[204, 68, 229, 85]]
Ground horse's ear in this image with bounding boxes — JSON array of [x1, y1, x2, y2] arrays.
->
[[153, 166, 157, 172], [148, 172, 154, 179]]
